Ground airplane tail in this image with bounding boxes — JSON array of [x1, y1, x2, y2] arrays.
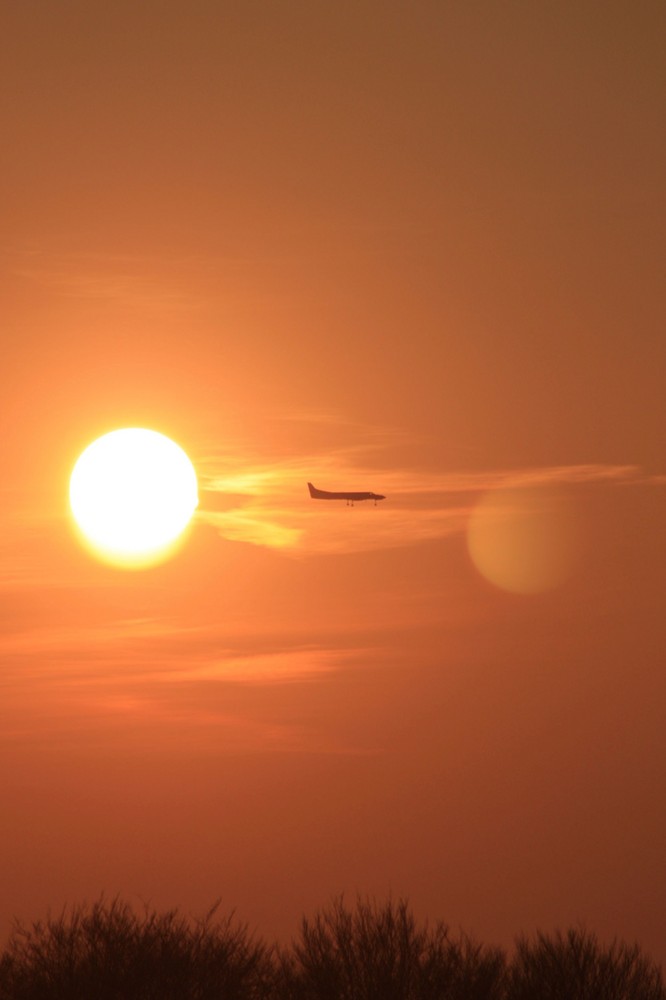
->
[[307, 482, 318, 498]]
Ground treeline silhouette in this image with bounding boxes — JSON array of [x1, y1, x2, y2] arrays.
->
[[0, 896, 663, 999]]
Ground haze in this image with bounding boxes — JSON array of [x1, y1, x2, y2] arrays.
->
[[1, 1, 664, 964]]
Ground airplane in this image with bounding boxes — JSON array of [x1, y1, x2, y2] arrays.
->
[[307, 482, 386, 506]]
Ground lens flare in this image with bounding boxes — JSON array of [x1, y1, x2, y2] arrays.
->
[[467, 485, 577, 594]]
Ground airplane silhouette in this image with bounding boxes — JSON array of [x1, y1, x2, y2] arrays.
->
[[307, 482, 386, 506]]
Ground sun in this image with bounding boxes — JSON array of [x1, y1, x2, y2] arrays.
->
[[69, 428, 198, 568]]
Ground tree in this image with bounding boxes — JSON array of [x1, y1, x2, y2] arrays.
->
[[278, 895, 505, 1000], [506, 927, 666, 1000], [0, 897, 274, 1000]]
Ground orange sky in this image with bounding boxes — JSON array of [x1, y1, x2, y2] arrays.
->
[[1, 1, 665, 964]]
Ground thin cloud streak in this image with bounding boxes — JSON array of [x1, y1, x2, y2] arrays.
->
[[198, 446, 651, 555], [1, 633, 382, 755], [3, 244, 302, 314], [1, 617, 178, 657], [10, 253, 199, 314], [4, 623, 370, 689]]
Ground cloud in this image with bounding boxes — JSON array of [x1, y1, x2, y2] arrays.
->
[[197, 438, 651, 556], [1, 616, 176, 658], [0, 619, 381, 755], [9, 249, 200, 314], [202, 509, 303, 549], [4, 243, 294, 318], [3, 615, 367, 687]]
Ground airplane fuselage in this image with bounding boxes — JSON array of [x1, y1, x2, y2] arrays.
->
[[307, 482, 386, 503]]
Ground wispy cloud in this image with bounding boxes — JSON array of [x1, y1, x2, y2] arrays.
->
[[3, 242, 301, 318], [0, 620, 381, 755], [3, 614, 367, 686], [8, 248, 204, 314], [197, 435, 652, 555], [1, 616, 176, 658]]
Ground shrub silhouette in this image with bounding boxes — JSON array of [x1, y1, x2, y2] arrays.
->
[[278, 895, 505, 1000], [0, 897, 274, 1000], [1, 896, 664, 1000], [506, 926, 665, 1000]]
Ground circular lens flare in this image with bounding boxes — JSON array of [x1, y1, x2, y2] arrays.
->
[[69, 428, 198, 568], [467, 485, 577, 594]]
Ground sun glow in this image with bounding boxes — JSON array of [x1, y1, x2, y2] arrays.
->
[[69, 428, 198, 568]]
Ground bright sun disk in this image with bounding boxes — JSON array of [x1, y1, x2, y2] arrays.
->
[[69, 428, 198, 567]]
